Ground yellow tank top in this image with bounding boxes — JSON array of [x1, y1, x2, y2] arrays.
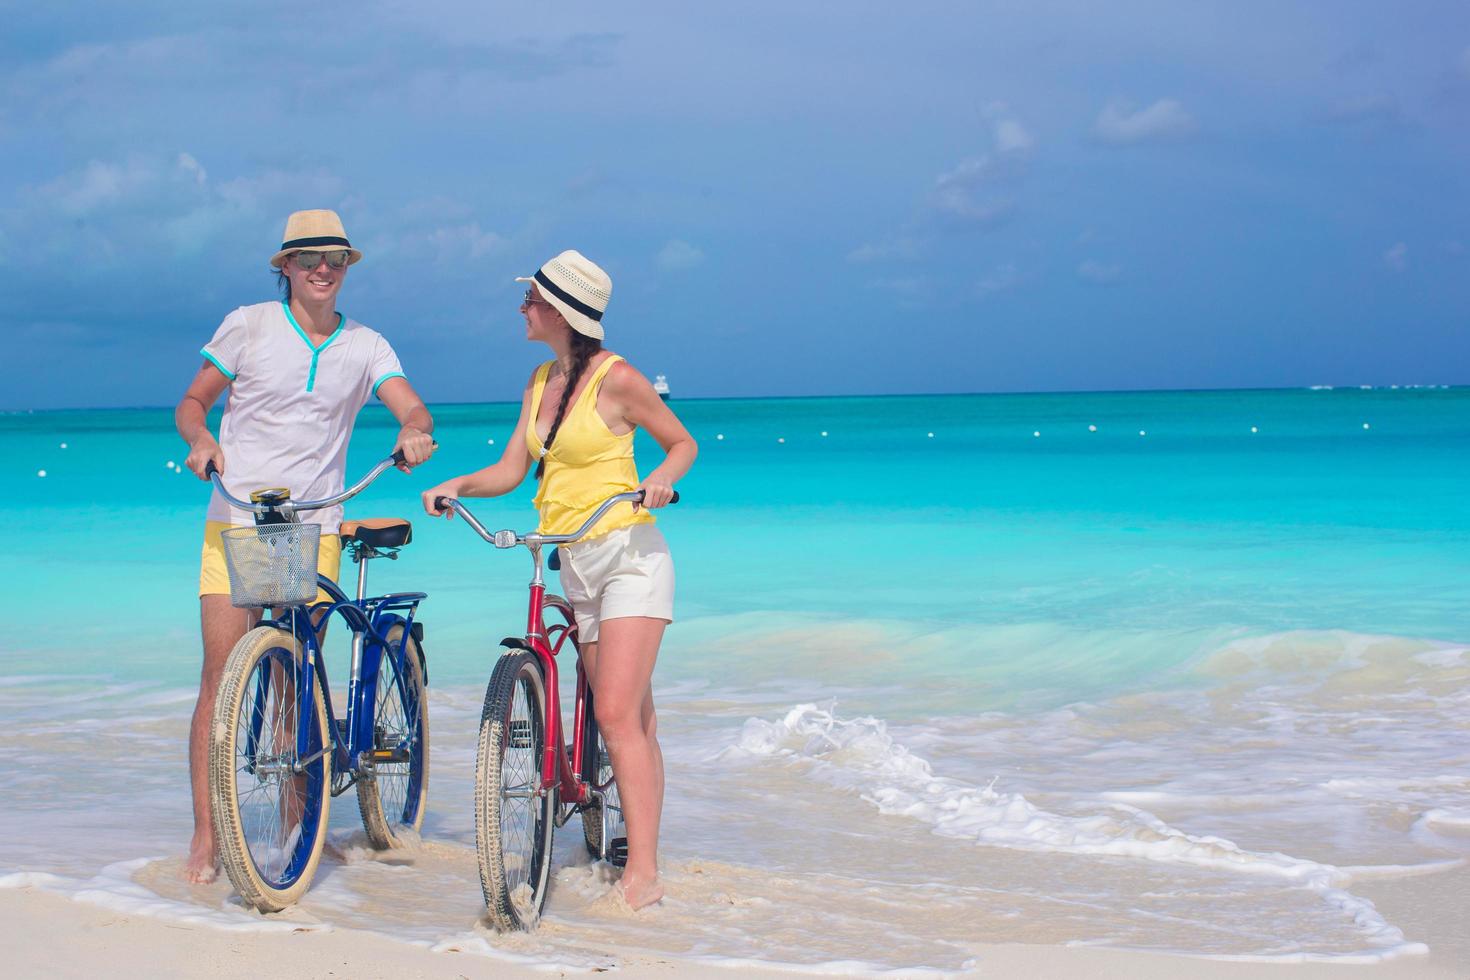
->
[[526, 354, 656, 538]]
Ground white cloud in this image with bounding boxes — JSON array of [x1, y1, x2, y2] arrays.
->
[[425, 222, 506, 260], [656, 239, 704, 270], [977, 263, 1020, 297], [177, 153, 207, 185], [928, 109, 1033, 226], [1322, 94, 1402, 128], [1383, 242, 1407, 272], [867, 276, 925, 295], [847, 238, 919, 264], [17, 153, 347, 264], [1078, 259, 1122, 284], [994, 118, 1034, 154], [932, 160, 1017, 226], [1093, 99, 1195, 145]]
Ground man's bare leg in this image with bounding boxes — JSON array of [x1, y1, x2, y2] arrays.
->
[[184, 595, 259, 883]]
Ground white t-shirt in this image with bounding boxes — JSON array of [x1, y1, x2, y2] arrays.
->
[[201, 301, 405, 532]]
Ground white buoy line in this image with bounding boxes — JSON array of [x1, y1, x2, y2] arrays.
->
[[689, 423, 1381, 445]]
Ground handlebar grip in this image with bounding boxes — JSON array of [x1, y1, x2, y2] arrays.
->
[[205, 460, 219, 478], [637, 489, 680, 504], [392, 441, 439, 466], [434, 496, 452, 511]]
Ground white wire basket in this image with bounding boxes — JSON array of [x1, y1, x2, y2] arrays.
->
[[220, 523, 321, 608]]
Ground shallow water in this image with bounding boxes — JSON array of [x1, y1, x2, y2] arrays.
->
[[2, 388, 1468, 970]]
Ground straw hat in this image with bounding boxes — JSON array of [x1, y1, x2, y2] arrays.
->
[[270, 209, 363, 269], [516, 250, 612, 340]]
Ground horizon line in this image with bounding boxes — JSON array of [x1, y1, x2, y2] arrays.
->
[[1, 381, 1461, 415]]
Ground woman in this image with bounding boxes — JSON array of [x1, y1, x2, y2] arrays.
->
[[423, 250, 696, 909]]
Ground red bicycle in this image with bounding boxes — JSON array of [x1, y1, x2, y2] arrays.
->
[[434, 489, 678, 931]]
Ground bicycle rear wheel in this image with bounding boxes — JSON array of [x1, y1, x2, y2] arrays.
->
[[475, 649, 555, 930], [357, 623, 429, 848], [579, 692, 625, 864], [209, 625, 331, 912]]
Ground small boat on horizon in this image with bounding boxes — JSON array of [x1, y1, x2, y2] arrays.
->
[[653, 374, 670, 401]]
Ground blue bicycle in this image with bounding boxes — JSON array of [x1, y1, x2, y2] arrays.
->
[[205, 452, 428, 911]]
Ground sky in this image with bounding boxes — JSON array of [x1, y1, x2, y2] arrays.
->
[[2, 1, 1468, 409]]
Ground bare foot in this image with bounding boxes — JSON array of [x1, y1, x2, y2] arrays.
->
[[617, 871, 664, 910], [183, 835, 219, 885]]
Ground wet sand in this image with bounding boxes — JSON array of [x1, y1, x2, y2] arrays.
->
[[4, 863, 1465, 978]]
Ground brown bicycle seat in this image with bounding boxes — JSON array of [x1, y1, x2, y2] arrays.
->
[[340, 518, 412, 549]]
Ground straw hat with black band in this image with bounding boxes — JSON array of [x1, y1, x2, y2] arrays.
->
[[270, 209, 363, 269], [516, 250, 612, 340]]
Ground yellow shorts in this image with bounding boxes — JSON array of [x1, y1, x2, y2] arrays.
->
[[200, 520, 343, 603]]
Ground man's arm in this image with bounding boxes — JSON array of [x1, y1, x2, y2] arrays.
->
[[176, 362, 232, 480], [377, 376, 436, 470]]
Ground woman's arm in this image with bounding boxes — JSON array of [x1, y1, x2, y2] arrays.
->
[[176, 362, 231, 480], [606, 361, 697, 509], [422, 381, 536, 516]]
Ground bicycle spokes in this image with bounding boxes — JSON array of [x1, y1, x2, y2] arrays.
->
[[233, 650, 322, 886]]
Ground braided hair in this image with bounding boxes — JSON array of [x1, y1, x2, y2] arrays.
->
[[534, 331, 604, 481]]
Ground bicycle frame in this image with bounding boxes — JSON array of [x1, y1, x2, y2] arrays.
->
[[513, 553, 594, 813], [253, 574, 425, 793]]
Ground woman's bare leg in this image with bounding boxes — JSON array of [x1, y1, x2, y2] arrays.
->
[[580, 616, 667, 909]]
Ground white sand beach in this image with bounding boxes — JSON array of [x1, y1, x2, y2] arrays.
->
[[5, 860, 1466, 978]]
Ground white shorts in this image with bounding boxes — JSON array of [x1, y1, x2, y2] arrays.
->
[[557, 523, 675, 643]]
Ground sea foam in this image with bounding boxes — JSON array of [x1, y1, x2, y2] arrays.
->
[[727, 702, 1429, 961]]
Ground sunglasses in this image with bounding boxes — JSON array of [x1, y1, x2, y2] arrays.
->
[[292, 250, 352, 271], [522, 288, 552, 307]]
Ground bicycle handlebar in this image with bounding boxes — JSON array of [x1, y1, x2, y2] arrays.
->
[[437, 489, 679, 550], [207, 449, 410, 519]]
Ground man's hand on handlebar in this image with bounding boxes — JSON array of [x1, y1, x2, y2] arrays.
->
[[393, 427, 436, 472], [185, 435, 225, 481]]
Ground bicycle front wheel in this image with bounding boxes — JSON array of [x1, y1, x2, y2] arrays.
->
[[475, 648, 555, 930], [209, 625, 331, 912], [357, 623, 429, 848]]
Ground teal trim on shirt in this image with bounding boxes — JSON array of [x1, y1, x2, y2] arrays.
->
[[281, 301, 345, 393], [200, 348, 237, 380], [373, 372, 406, 397]]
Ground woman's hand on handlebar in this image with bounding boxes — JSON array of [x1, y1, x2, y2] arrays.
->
[[634, 479, 677, 510], [185, 435, 224, 481], [422, 480, 460, 519], [393, 426, 436, 472]]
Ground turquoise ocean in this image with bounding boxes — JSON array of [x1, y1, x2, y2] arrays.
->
[[2, 387, 1468, 970]]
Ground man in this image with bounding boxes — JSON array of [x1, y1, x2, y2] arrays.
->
[[175, 209, 435, 883]]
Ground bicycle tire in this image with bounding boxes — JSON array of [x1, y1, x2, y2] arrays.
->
[[578, 693, 625, 863], [209, 625, 331, 912], [357, 623, 429, 848], [475, 649, 555, 930]]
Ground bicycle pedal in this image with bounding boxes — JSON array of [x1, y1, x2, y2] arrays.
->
[[607, 836, 628, 867], [508, 719, 533, 749]]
